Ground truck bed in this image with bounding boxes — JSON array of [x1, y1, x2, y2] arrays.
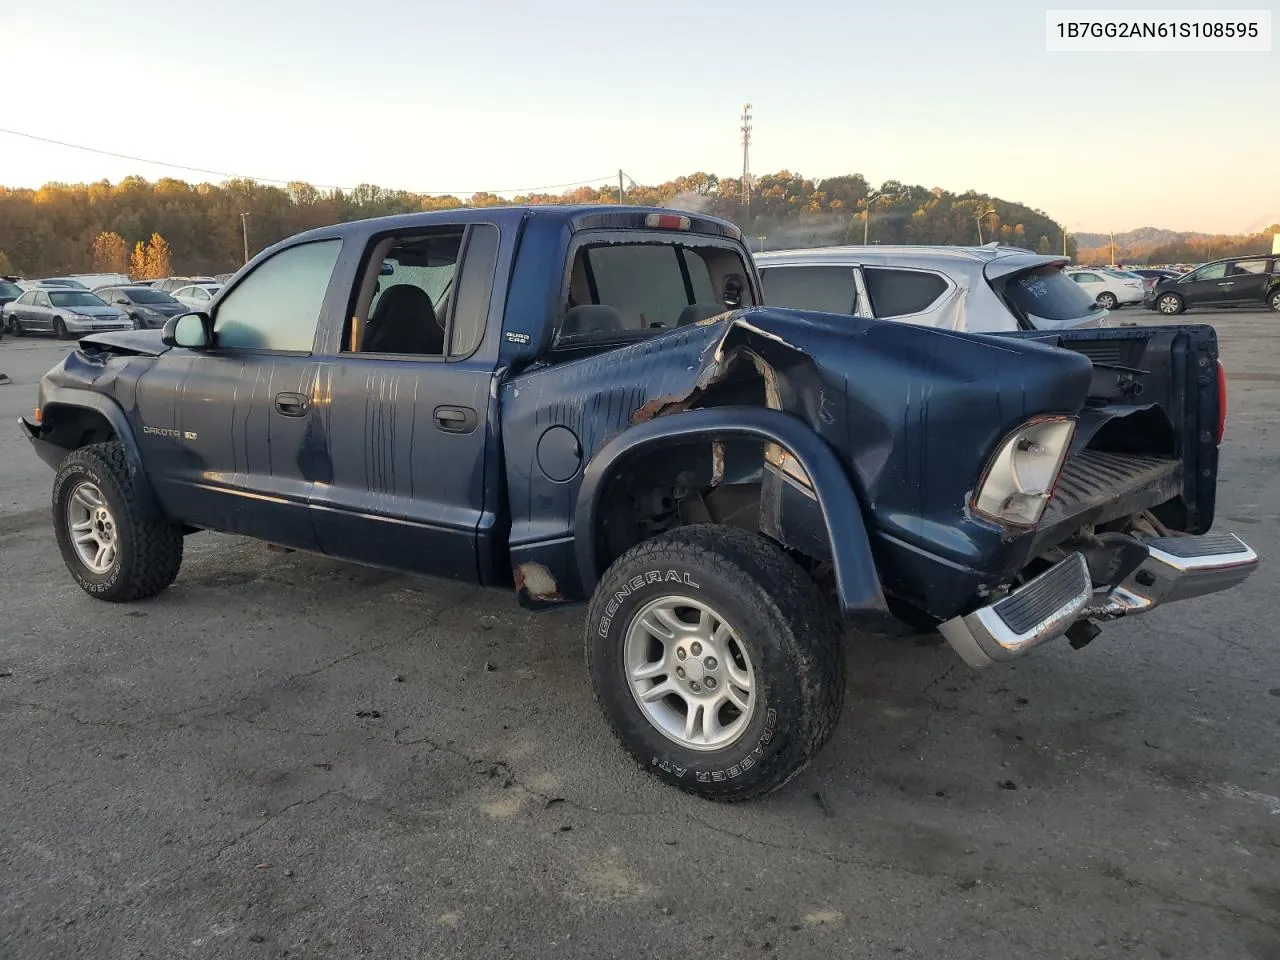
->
[[1033, 450, 1182, 551]]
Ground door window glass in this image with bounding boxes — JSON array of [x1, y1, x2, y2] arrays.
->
[[760, 265, 857, 314], [1187, 263, 1227, 281], [863, 267, 948, 317], [447, 224, 499, 357], [214, 239, 341, 351], [1229, 260, 1267, 275]]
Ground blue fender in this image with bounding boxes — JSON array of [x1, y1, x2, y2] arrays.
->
[[573, 406, 887, 619], [34, 386, 162, 519]]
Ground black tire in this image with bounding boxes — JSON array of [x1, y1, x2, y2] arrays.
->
[[586, 524, 844, 801], [52, 441, 183, 602], [129, 313, 142, 330], [53, 317, 69, 340], [1156, 292, 1184, 316], [1096, 291, 1118, 310], [11, 316, 25, 336], [1269, 289, 1280, 312]]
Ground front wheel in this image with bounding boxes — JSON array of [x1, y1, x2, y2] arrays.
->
[[1156, 292, 1184, 315], [586, 525, 845, 801], [1096, 291, 1118, 310], [53, 317, 69, 340], [11, 315, 25, 336], [52, 441, 184, 602]]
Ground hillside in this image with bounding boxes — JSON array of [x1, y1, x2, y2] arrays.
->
[[0, 172, 1072, 278]]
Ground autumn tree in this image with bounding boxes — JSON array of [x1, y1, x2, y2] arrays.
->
[[143, 233, 172, 279], [129, 241, 148, 280], [91, 231, 129, 274]]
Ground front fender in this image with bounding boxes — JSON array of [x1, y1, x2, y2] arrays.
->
[[34, 386, 161, 520], [573, 406, 887, 620]]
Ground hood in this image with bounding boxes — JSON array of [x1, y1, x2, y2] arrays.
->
[[70, 305, 127, 319], [78, 329, 170, 356]]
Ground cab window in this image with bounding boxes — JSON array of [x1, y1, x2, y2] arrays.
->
[[344, 223, 499, 358], [556, 239, 753, 345]]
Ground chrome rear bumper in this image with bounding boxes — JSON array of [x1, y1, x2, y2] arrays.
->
[[940, 533, 1258, 669]]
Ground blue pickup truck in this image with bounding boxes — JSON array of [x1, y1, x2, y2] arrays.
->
[[22, 205, 1258, 800]]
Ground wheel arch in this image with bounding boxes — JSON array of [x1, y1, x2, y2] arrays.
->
[[573, 406, 887, 621], [35, 388, 162, 519]]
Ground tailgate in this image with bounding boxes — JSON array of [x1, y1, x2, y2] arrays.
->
[[998, 324, 1222, 537]]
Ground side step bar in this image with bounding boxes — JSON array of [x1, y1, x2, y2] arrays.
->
[[940, 533, 1258, 669]]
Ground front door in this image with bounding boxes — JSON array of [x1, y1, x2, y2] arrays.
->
[[1176, 262, 1228, 306], [309, 223, 502, 582], [138, 238, 345, 549]]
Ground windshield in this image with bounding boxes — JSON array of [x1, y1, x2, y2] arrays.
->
[[0, 281, 20, 297], [128, 288, 180, 305], [49, 291, 108, 308], [1002, 265, 1099, 323]]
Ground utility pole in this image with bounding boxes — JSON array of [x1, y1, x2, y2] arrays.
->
[[740, 103, 752, 213], [863, 193, 874, 245], [758, 236, 767, 252], [618, 170, 625, 205], [1110, 230, 1116, 266], [240, 212, 250, 265], [1063, 230, 1068, 257]]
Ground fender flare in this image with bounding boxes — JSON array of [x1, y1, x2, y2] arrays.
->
[[39, 386, 162, 519], [573, 406, 887, 619]]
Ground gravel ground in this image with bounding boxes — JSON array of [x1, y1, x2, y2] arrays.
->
[[1, 308, 1277, 960]]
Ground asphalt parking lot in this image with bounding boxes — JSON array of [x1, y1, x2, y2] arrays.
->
[[1, 309, 1277, 960]]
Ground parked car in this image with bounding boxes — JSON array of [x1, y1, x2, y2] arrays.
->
[[18, 277, 90, 291], [69, 273, 131, 291], [754, 245, 1107, 332], [3, 288, 131, 338], [1065, 267, 1144, 310], [153, 276, 218, 295], [0, 278, 22, 311], [95, 285, 189, 329], [171, 283, 221, 310], [22, 205, 1256, 801], [1149, 255, 1280, 315]]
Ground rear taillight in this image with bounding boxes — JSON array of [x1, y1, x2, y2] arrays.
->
[[1216, 360, 1228, 444]]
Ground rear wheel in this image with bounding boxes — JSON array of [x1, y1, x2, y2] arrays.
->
[[52, 441, 183, 602], [586, 524, 845, 801], [53, 317, 69, 340], [1156, 292, 1184, 315], [1096, 291, 1118, 310], [1269, 289, 1280, 312]]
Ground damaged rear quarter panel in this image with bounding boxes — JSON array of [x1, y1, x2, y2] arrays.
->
[[500, 307, 1093, 615]]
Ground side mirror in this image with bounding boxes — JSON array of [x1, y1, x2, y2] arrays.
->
[[162, 312, 213, 349]]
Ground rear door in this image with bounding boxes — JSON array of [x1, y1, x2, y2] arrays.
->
[[1220, 259, 1270, 304], [758, 264, 863, 315], [308, 221, 503, 582], [142, 238, 345, 548]]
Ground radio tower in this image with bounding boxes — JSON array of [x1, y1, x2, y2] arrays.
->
[[740, 103, 752, 212]]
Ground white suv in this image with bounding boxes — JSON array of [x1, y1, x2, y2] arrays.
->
[[755, 244, 1108, 333]]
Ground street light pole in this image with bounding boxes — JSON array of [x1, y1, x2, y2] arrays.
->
[[240, 212, 250, 265], [976, 208, 997, 245], [758, 236, 767, 252], [863, 193, 876, 245], [1110, 231, 1116, 266]]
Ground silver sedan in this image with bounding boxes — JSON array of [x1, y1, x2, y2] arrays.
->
[[3, 289, 132, 339]]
